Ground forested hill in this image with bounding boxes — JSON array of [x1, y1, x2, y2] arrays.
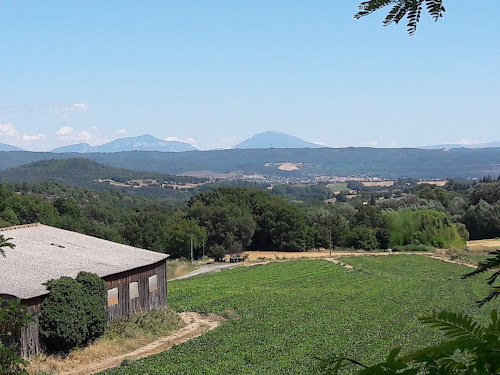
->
[[0, 158, 203, 197], [2, 147, 500, 178]]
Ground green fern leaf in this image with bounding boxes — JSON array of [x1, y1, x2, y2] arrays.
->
[[419, 311, 485, 341]]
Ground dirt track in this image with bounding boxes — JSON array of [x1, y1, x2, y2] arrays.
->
[[64, 312, 225, 375]]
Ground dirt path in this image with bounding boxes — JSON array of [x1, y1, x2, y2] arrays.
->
[[170, 263, 236, 281], [64, 312, 225, 375]]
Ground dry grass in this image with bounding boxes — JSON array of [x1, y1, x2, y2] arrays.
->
[[361, 181, 395, 187], [417, 180, 447, 186], [467, 238, 500, 252], [240, 249, 367, 262], [27, 309, 184, 375], [166, 259, 201, 280]]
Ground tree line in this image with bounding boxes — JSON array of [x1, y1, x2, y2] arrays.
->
[[1, 178, 489, 260]]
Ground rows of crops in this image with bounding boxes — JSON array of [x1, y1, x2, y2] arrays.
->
[[103, 256, 491, 374]]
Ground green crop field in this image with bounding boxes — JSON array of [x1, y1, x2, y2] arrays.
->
[[103, 256, 492, 374], [326, 182, 348, 192]]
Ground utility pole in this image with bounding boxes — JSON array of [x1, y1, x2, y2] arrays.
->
[[190, 234, 194, 264]]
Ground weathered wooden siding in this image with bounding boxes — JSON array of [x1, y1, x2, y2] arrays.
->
[[104, 260, 167, 320], [14, 260, 167, 356]]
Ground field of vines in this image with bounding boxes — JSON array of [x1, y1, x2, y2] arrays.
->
[[102, 256, 492, 374]]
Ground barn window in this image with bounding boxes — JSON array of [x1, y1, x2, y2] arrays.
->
[[129, 282, 139, 299], [107, 287, 118, 306], [148, 275, 157, 293]]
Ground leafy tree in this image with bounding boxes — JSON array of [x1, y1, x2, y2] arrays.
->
[[344, 226, 378, 250], [465, 200, 500, 240], [355, 0, 446, 35]]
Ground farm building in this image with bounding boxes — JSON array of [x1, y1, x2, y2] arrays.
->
[[0, 223, 169, 356]]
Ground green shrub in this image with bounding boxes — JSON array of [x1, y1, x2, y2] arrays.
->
[[208, 244, 227, 262], [75, 272, 107, 342], [0, 298, 32, 374], [39, 272, 106, 353]]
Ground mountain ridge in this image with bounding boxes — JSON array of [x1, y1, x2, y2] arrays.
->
[[0, 142, 24, 152], [51, 134, 197, 153]]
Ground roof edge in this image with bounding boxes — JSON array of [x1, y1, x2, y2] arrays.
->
[[0, 222, 41, 232]]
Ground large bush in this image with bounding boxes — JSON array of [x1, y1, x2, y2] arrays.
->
[[39, 272, 106, 353], [387, 209, 466, 249]]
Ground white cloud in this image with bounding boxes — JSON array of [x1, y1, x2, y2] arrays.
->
[[164, 136, 197, 146], [70, 103, 88, 111], [0, 123, 18, 137], [77, 130, 92, 141], [313, 141, 327, 146], [115, 129, 128, 135], [56, 126, 74, 136], [456, 139, 477, 145], [23, 134, 47, 142]]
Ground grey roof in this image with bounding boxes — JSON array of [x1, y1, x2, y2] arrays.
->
[[0, 224, 169, 300]]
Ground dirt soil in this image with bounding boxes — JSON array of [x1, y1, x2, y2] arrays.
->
[[62, 312, 225, 375]]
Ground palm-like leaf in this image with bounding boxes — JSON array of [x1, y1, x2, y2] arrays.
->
[[355, 0, 445, 35], [462, 250, 500, 307], [0, 234, 15, 257]]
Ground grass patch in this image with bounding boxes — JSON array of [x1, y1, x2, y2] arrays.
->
[[102, 256, 491, 374], [28, 309, 184, 374], [392, 244, 434, 252], [326, 183, 348, 192], [166, 259, 200, 280]]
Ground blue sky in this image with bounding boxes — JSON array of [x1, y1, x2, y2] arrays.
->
[[0, 1, 498, 151]]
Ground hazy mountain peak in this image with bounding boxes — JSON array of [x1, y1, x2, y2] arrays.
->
[[51, 134, 197, 153], [233, 131, 323, 149], [0, 142, 24, 151], [51, 143, 94, 153]]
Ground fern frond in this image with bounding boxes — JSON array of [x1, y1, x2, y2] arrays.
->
[[419, 311, 485, 341], [425, 0, 445, 22], [355, 0, 446, 35], [462, 250, 500, 280], [477, 287, 500, 308], [405, 337, 475, 362], [355, 0, 396, 19]]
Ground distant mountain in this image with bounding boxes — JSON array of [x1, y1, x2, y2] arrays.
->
[[51, 134, 197, 153], [421, 141, 500, 149], [233, 131, 323, 149], [0, 142, 24, 151], [51, 143, 95, 153]]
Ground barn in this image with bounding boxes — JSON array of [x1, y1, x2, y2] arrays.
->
[[0, 223, 169, 356]]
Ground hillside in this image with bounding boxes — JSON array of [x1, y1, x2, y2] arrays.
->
[[0, 158, 201, 191], [233, 131, 322, 149], [52, 134, 197, 153], [2, 147, 500, 179]]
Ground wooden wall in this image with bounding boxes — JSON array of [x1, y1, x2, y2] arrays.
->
[[104, 260, 168, 320], [14, 260, 168, 357]]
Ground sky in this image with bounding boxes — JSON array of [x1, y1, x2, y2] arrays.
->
[[0, 1, 499, 151]]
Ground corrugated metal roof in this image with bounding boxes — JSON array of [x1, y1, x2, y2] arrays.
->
[[0, 224, 169, 300]]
